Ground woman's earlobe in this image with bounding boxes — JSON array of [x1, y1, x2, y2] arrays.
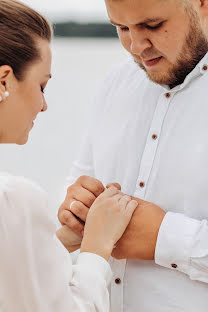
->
[[0, 91, 10, 102]]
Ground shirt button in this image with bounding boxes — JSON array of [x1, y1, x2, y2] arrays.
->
[[139, 182, 145, 188], [171, 264, 178, 269], [152, 134, 158, 140], [202, 65, 208, 71], [115, 278, 121, 284], [165, 92, 171, 98]]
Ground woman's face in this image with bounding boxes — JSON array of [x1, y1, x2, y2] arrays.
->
[[0, 39, 52, 145]]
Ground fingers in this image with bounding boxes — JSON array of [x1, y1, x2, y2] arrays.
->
[[125, 200, 138, 216], [77, 175, 105, 197], [69, 200, 89, 222], [67, 185, 96, 208], [58, 176, 106, 235], [112, 194, 124, 202], [106, 183, 121, 191], [58, 208, 84, 236], [67, 244, 81, 253], [70, 201, 76, 210], [56, 225, 82, 247], [118, 195, 132, 209], [100, 186, 119, 199]]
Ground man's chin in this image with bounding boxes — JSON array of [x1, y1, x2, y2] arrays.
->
[[146, 71, 169, 85], [133, 57, 173, 85], [133, 58, 146, 71]]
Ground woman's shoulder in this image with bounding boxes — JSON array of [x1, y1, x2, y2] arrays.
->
[[0, 172, 47, 207], [0, 172, 52, 229]]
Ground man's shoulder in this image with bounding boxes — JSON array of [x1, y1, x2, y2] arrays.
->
[[94, 57, 147, 105], [89, 57, 148, 123]]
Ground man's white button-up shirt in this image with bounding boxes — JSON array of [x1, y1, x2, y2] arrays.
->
[[67, 53, 208, 311]]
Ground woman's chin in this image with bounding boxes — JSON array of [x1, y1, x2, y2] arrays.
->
[[17, 141, 28, 146], [16, 134, 29, 145], [0, 135, 28, 145]]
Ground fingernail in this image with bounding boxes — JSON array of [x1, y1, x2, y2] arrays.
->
[[125, 195, 131, 200], [0, 96, 2, 102], [4, 91, 9, 97]]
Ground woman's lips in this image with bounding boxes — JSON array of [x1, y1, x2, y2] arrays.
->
[[32, 118, 36, 127], [143, 56, 163, 67]]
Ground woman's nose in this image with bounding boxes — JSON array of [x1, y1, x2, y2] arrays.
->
[[41, 100, 48, 112]]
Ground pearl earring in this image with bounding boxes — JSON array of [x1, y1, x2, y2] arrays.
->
[[0, 91, 10, 102]]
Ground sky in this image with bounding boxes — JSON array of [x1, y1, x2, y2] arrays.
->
[[23, 0, 109, 22]]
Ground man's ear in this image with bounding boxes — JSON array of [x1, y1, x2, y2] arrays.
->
[[0, 65, 13, 93]]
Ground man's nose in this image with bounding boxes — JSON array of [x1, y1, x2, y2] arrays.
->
[[129, 29, 152, 56]]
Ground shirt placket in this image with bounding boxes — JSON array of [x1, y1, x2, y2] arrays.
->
[[134, 91, 174, 199], [110, 258, 126, 312], [110, 91, 174, 312]]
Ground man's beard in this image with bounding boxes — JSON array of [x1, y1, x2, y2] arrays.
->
[[134, 10, 208, 88]]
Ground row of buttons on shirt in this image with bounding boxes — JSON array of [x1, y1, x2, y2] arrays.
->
[[135, 89, 182, 272], [138, 133, 158, 189], [114, 73, 198, 283], [137, 84, 196, 189], [114, 262, 178, 285]]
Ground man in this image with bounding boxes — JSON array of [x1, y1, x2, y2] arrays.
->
[[58, 0, 208, 311]]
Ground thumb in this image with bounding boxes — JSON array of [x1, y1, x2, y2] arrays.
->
[[106, 183, 121, 191]]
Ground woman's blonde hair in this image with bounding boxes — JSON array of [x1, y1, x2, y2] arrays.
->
[[0, 0, 53, 80]]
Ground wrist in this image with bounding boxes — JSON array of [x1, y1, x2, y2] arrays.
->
[[80, 240, 113, 261]]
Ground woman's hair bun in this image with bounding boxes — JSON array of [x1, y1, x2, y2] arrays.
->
[[0, 0, 53, 80]]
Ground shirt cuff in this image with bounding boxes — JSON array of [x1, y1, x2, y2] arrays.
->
[[155, 212, 200, 275], [77, 252, 112, 286]]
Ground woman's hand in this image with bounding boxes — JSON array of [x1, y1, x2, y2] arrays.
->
[[80, 186, 138, 261]]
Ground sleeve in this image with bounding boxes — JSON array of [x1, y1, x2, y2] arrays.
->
[[66, 128, 95, 187], [65, 58, 138, 188], [65, 63, 120, 188], [0, 175, 112, 312], [155, 211, 208, 284]]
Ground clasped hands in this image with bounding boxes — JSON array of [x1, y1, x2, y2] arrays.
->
[[57, 176, 166, 260]]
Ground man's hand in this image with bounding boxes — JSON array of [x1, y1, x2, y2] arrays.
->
[[56, 226, 82, 253], [58, 176, 105, 236], [112, 197, 166, 260]]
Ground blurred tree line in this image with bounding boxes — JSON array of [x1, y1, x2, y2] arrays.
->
[[54, 22, 118, 38]]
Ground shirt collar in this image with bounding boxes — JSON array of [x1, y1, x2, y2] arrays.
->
[[160, 52, 208, 92]]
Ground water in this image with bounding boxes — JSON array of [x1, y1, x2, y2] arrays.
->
[[0, 38, 127, 213]]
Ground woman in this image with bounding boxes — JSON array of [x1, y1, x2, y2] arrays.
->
[[0, 1, 138, 311]]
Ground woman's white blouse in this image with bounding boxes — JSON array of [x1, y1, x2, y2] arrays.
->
[[0, 173, 112, 311]]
